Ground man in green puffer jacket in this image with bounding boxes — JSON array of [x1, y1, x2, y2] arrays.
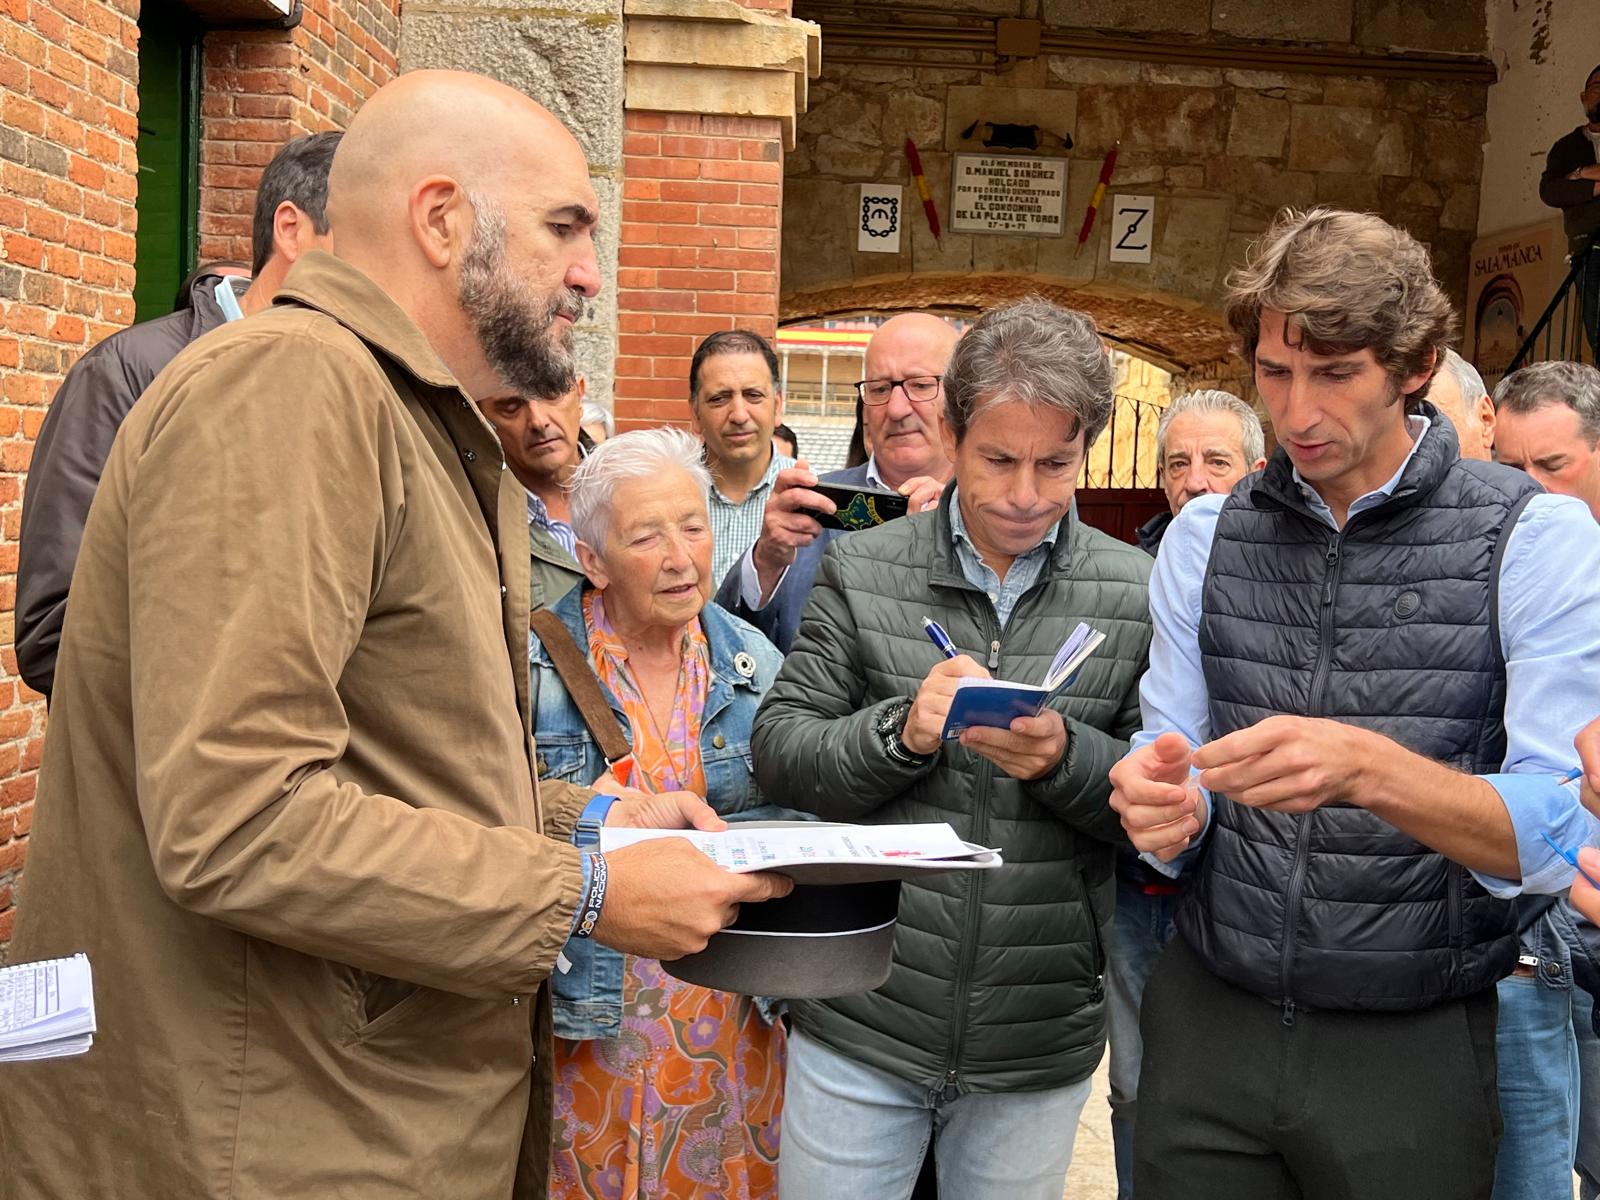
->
[[753, 298, 1154, 1200]]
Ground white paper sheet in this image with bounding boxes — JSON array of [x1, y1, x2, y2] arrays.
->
[[599, 822, 1000, 873]]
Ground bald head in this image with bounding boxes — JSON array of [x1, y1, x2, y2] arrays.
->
[[320, 70, 601, 402], [860, 312, 961, 488], [866, 312, 962, 378], [327, 71, 591, 255]]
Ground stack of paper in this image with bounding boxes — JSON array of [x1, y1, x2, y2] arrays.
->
[[941, 621, 1107, 738], [601, 822, 1002, 883], [0, 953, 96, 1063]]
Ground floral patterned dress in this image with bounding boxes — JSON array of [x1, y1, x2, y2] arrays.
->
[[549, 591, 785, 1200]]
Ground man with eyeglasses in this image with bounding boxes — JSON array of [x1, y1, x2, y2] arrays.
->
[[715, 312, 959, 652]]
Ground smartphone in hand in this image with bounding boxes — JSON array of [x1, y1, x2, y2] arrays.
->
[[803, 484, 910, 531]]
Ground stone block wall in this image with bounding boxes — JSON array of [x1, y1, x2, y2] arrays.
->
[[401, 0, 625, 411], [198, 0, 402, 264], [784, 3, 1492, 379], [614, 110, 784, 432], [0, 0, 142, 944]]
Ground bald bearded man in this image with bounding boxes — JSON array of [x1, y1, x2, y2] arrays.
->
[[0, 71, 789, 1200]]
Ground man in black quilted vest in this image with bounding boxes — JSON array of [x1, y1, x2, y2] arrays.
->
[[1110, 208, 1600, 1199]]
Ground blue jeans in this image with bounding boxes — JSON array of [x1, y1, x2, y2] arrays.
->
[[1107, 874, 1181, 1200], [1491, 971, 1580, 1200], [1577, 992, 1599, 1200], [779, 1029, 1092, 1200]]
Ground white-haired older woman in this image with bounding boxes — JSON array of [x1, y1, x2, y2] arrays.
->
[[534, 427, 793, 1200]]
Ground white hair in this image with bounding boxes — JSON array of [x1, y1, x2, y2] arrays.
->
[[1440, 349, 1489, 408], [1155, 389, 1266, 465], [567, 427, 712, 550], [580, 401, 614, 439]]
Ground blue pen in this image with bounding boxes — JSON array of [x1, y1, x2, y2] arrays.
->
[[921, 616, 959, 660], [1539, 831, 1600, 890]]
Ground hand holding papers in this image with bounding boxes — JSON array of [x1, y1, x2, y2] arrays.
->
[[600, 821, 1003, 885], [940, 621, 1106, 738], [0, 953, 95, 1063], [608, 824, 1003, 997]]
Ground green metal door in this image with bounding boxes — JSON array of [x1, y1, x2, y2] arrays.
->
[[133, 0, 201, 323]]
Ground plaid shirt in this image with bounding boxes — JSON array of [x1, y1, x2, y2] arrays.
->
[[527, 491, 577, 555], [708, 451, 795, 586]]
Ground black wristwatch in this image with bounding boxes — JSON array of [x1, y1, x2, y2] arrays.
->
[[875, 699, 935, 766]]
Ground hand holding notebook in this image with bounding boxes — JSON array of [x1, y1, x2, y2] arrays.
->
[[936, 620, 1107, 739]]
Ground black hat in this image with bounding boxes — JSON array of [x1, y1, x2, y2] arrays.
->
[[658, 821, 1001, 999], [663, 880, 902, 998]]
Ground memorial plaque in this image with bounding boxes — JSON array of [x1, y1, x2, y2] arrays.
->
[[949, 153, 1067, 237]]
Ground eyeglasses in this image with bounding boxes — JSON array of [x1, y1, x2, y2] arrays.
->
[[854, 376, 943, 405]]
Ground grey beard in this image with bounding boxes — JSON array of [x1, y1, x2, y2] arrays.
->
[[457, 194, 587, 399], [461, 266, 582, 399]]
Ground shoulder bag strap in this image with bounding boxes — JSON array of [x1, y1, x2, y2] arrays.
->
[[529, 608, 633, 766]]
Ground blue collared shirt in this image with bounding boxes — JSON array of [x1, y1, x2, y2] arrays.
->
[[527, 491, 577, 555], [1134, 415, 1600, 895], [947, 485, 1056, 627]]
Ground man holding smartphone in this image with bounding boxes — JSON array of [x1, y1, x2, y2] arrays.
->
[[715, 312, 958, 652]]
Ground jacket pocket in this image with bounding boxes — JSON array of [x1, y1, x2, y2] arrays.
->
[[343, 971, 441, 1046], [1446, 861, 1463, 945], [1079, 868, 1107, 1003], [534, 737, 593, 784]]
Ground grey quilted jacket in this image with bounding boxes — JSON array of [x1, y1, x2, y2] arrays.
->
[[751, 489, 1153, 1092]]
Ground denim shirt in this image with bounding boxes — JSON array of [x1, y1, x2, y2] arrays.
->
[[530, 583, 795, 1040]]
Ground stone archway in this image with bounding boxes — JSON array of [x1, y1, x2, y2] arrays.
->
[[780, 272, 1245, 387]]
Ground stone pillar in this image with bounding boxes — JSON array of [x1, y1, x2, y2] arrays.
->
[[613, 0, 818, 431], [400, 0, 626, 408]]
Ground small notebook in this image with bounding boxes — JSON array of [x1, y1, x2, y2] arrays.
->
[[941, 622, 1107, 739], [0, 953, 96, 1063]]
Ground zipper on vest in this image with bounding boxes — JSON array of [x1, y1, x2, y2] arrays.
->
[[1278, 535, 1344, 1015], [988, 639, 1001, 670]]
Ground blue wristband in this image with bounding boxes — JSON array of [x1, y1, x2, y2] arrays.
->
[[572, 850, 608, 939], [574, 793, 619, 849]]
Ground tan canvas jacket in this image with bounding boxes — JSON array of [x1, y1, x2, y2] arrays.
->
[[0, 252, 591, 1199]]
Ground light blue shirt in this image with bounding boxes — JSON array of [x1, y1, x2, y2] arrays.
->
[[947, 485, 1056, 628], [1135, 415, 1600, 896], [213, 275, 248, 323]]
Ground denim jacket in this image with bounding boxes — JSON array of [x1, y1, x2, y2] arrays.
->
[[531, 583, 795, 1040]]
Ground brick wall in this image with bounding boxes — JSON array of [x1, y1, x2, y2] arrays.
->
[[198, 0, 399, 264], [0, 0, 399, 952], [0, 0, 140, 945], [614, 110, 785, 432]]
